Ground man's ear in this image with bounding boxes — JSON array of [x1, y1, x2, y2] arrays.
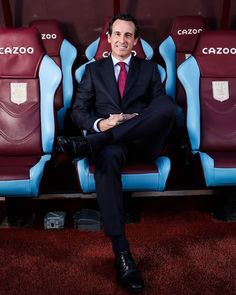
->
[[134, 38, 138, 46], [107, 34, 111, 43]]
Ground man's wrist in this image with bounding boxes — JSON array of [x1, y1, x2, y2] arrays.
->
[[98, 119, 106, 131], [93, 118, 103, 132]]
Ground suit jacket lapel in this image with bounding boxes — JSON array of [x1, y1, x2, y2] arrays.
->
[[100, 56, 121, 107], [99, 56, 141, 109], [123, 56, 140, 97]]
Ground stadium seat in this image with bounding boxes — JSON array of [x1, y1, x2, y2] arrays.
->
[[159, 16, 207, 123], [85, 16, 154, 61], [178, 30, 236, 187], [84, 16, 165, 79], [78, 16, 165, 83], [0, 27, 61, 197], [30, 20, 77, 130], [74, 31, 170, 193]]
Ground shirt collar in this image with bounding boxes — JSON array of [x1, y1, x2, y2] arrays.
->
[[111, 54, 132, 66]]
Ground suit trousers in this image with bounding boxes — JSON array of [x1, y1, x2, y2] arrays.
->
[[90, 96, 177, 236]]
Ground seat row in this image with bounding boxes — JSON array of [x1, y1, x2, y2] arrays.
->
[[0, 16, 236, 199]]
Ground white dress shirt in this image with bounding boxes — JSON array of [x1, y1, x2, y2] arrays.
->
[[93, 54, 132, 132]]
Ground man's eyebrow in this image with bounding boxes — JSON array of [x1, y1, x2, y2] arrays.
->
[[113, 30, 134, 35]]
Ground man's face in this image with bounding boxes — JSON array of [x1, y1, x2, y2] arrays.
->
[[108, 19, 138, 60]]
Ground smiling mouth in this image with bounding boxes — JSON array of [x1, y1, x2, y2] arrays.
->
[[116, 46, 127, 49]]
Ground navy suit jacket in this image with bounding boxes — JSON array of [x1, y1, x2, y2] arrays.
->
[[71, 55, 165, 132]]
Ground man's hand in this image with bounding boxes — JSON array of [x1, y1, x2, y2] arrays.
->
[[122, 113, 139, 121], [98, 113, 139, 132]]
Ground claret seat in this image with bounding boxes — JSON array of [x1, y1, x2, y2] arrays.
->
[[0, 27, 61, 197], [73, 18, 170, 193], [30, 20, 77, 130], [159, 16, 207, 124], [85, 16, 154, 61], [178, 30, 236, 186]]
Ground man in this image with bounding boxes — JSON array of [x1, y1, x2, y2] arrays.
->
[[58, 13, 177, 293]]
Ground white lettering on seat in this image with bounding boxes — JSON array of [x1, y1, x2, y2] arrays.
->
[[102, 51, 111, 58], [0, 47, 34, 54], [177, 28, 203, 35], [202, 47, 236, 55], [41, 33, 57, 40]]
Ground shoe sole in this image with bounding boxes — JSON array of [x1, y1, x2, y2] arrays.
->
[[117, 277, 144, 293]]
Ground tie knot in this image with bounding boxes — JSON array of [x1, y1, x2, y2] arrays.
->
[[118, 62, 126, 71]]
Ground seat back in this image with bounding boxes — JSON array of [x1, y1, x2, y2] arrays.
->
[[178, 31, 236, 151], [178, 30, 236, 186], [85, 16, 154, 61], [74, 21, 170, 193], [193, 31, 236, 152], [0, 28, 61, 196], [0, 27, 61, 157], [30, 20, 77, 129], [159, 16, 206, 108], [77, 16, 165, 85]]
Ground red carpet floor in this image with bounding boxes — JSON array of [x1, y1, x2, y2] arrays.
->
[[0, 198, 235, 295]]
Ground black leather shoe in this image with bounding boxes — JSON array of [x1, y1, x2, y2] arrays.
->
[[57, 136, 92, 159], [115, 251, 144, 293]]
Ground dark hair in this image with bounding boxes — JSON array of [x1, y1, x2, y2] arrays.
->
[[108, 13, 139, 38]]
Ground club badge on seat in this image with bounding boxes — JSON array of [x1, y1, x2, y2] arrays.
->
[[212, 81, 229, 102], [10, 82, 27, 104]]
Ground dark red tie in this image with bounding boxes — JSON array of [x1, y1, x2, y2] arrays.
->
[[118, 62, 127, 97]]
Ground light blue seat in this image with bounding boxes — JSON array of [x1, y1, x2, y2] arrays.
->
[[86, 36, 154, 61], [74, 57, 169, 194], [82, 16, 165, 91], [0, 28, 61, 197], [85, 16, 154, 62], [72, 16, 170, 193], [178, 30, 236, 187], [75, 61, 166, 89], [159, 16, 206, 125], [30, 20, 77, 130], [76, 156, 170, 193]]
